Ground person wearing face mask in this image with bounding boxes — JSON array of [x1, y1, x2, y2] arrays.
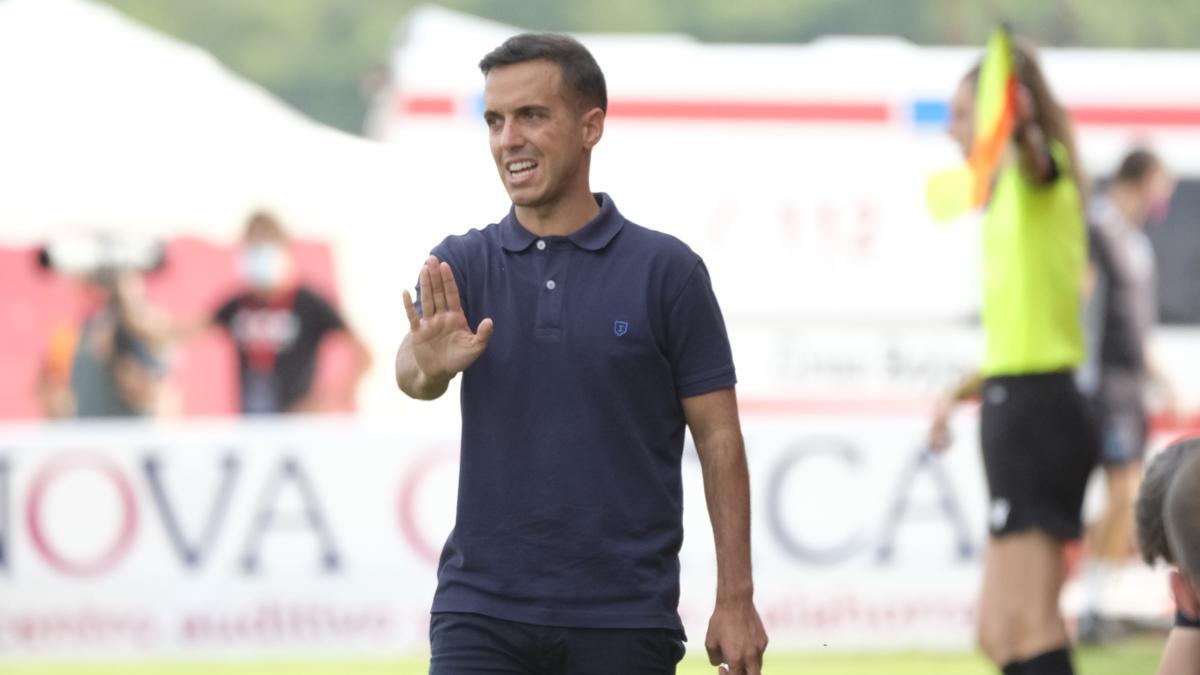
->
[[1077, 149, 1184, 643], [210, 212, 372, 415]]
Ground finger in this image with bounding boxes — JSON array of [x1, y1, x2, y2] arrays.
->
[[428, 257, 449, 313], [706, 642, 722, 666], [440, 262, 462, 313], [747, 648, 764, 675], [418, 262, 435, 318], [402, 289, 420, 333], [473, 318, 494, 347]]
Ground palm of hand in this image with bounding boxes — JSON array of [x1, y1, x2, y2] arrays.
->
[[411, 307, 484, 377]]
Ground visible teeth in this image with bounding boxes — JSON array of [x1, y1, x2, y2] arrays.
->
[[508, 160, 535, 172]]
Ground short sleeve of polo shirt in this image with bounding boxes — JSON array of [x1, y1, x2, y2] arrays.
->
[[298, 289, 346, 337], [664, 260, 736, 398]]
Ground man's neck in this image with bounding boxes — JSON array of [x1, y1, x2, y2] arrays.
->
[[515, 187, 600, 238], [1107, 184, 1145, 230], [251, 282, 294, 304]]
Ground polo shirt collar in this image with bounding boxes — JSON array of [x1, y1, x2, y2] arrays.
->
[[499, 193, 624, 252]]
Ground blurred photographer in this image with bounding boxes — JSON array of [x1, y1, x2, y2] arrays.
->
[[35, 235, 175, 418]]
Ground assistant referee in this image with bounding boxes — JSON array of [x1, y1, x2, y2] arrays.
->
[[929, 37, 1099, 675]]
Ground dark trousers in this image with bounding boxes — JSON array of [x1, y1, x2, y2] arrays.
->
[[429, 611, 686, 675]]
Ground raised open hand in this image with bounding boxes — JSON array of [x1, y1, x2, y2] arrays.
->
[[401, 256, 493, 382]]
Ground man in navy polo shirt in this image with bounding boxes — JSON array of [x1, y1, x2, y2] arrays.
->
[[395, 33, 767, 675]]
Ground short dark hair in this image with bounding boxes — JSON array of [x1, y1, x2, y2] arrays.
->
[[1114, 149, 1162, 185], [1137, 437, 1200, 566], [1167, 448, 1200, 581], [479, 33, 607, 113], [244, 211, 288, 243]]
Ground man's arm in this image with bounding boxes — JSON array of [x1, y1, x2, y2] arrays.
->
[[683, 387, 767, 675], [112, 272, 212, 347], [288, 326, 375, 412], [395, 256, 492, 401], [1146, 348, 1185, 421], [395, 333, 453, 400]]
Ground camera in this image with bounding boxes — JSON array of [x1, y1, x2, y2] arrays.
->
[[37, 233, 166, 288]]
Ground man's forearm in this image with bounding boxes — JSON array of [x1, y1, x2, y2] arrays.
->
[[697, 429, 755, 603]]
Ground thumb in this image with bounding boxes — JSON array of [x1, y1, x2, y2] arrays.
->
[[473, 318, 494, 347]]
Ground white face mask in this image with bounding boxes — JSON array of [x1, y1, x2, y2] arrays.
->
[[240, 244, 287, 290]]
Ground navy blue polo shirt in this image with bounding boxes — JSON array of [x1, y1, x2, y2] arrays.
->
[[420, 193, 736, 632]]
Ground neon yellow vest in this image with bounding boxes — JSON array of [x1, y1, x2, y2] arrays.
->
[[981, 141, 1086, 376]]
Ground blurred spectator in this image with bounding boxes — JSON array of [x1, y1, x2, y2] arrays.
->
[[214, 212, 372, 414], [1135, 438, 1200, 674], [1079, 148, 1182, 642], [36, 268, 175, 418]]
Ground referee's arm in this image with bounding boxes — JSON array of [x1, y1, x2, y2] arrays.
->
[[684, 387, 768, 675], [1012, 85, 1057, 185]]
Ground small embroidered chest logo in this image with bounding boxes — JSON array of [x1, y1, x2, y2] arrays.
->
[[613, 320, 629, 337]]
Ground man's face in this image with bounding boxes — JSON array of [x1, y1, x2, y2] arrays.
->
[[1141, 165, 1177, 226], [948, 79, 975, 159], [240, 231, 291, 292], [1171, 569, 1200, 619], [483, 60, 596, 209]]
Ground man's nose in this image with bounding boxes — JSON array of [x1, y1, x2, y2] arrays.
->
[[499, 119, 524, 149]]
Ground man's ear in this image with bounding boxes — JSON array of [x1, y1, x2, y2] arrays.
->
[[581, 107, 605, 150], [1171, 569, 1200, 617]]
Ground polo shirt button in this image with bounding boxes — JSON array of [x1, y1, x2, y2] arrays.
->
[[545, 280, 556, 290], [536, 240, 546, 251]]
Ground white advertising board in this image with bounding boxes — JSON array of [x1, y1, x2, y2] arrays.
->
[[0, 412, 1008, 660]]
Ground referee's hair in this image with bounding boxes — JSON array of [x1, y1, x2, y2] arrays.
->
[[1166, 447, 1200, 581], [1137, 437, 1200, 567], [479, 33, 607, 114], [1114, 149, 1162, 185]]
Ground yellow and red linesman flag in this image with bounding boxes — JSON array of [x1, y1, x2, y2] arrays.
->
[[926, 27, 1018, 223]]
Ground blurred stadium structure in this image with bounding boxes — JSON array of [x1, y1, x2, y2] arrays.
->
[[2, 0, 1199, 667]]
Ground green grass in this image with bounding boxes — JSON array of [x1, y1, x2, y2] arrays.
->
[[3, 642, 1164, 675]]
